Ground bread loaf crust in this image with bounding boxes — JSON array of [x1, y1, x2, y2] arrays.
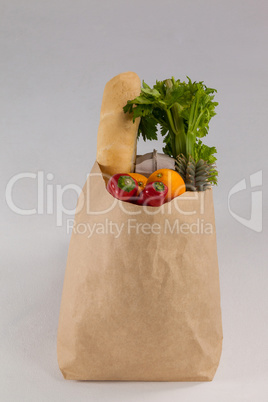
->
[[96, 72, 141, 179]]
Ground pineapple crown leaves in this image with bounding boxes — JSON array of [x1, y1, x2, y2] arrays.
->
[[176, 153, 218, 191]]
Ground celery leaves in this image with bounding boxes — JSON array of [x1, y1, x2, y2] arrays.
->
[[123, 77, 218, 167]]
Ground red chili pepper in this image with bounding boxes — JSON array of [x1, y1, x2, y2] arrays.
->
[[107, 173, 138, 201], [138, 181, 168, 207]]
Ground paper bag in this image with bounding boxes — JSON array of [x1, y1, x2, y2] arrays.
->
[[57, 161, 223, 381]]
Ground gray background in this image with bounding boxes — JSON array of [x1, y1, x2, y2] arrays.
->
[[1, 0, 268, 401]]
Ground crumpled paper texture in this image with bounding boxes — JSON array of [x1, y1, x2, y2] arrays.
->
[[57, 162, 223, 381]]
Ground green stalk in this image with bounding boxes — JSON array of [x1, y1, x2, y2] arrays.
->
[[173, 104, 186, 156], [186, 131, 195, 157], [193, 110, 204, 132], [165, 109, 176, 157], [186, 92, 200, 158], [188, 96, 196, 133], [166, 108, 179, 135], [165, 79, 186, 157], [166, 108, 186, 157]]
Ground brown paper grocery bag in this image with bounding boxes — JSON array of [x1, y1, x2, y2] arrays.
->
[[57, 161, 223, 381]]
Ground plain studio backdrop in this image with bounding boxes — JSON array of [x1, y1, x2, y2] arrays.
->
[[1, 1, 267, 401]]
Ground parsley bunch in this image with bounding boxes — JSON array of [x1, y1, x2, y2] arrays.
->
[[123, 77, 218, 167]]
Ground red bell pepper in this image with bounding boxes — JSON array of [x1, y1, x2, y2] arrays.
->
[[107, 173, 138, 201], [138, 181, 168, 207]]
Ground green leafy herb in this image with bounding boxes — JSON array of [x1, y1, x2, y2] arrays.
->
[[123, 77, 218, 172]]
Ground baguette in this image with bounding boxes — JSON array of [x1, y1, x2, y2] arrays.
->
[[96, 72, 141, 180]]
